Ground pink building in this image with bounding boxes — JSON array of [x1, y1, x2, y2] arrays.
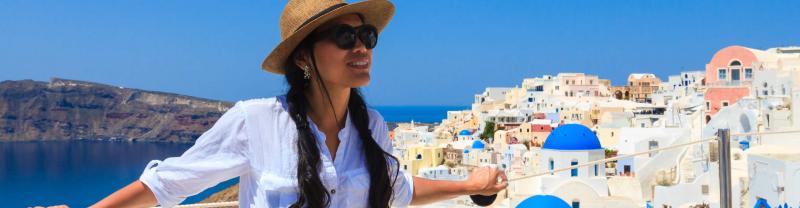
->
[[531, 122, 553, 132], [703, 46, 765, 121], [704, 87, 749, 122]]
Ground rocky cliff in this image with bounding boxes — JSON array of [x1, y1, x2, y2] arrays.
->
[[0, 78, 232, 142], [0, 78, 408, 143]]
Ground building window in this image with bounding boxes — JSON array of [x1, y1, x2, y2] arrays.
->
[[706, 102, 710, 110], [570, 160, 579, 177], [722, 101, 729, 107], [745, 68, 753, 79], [594, 164, 599, 176], [549, 159, 555, 174], [572, 200, 580, 208], [718, 69, 727, 80], [649, 141, 659, 157]]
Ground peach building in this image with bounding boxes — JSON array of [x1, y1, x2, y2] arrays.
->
[[611, 86, 630, 101], [558, 73, 609, 97], [627, 73, 661, 103]]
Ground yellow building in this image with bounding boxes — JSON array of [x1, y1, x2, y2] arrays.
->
[[398, 146, 445, 176], [559, 106, 594, 127]]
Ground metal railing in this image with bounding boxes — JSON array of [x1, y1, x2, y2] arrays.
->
[[167, 129, 800, 208]]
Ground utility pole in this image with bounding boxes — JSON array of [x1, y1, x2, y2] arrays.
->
[[718, 129, 732, 208]]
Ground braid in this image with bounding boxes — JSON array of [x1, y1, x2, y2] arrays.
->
[[348, 89, 400, 207], [285, 40, 330, 208]]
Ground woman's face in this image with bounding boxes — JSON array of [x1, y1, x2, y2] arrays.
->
[[306, 13, 372, 89]]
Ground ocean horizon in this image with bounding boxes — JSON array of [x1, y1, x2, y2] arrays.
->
[[374, 105, 470, 123]]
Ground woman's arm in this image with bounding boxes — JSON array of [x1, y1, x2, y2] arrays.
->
[[91, 103, 250, 208], [91, 180, 157, 208], [410, 167, 508, 205]]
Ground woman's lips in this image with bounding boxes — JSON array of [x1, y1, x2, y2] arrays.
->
[[347, 59, 370, 70]]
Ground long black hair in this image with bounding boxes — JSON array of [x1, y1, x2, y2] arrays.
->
[[284, 22, 400, 208]]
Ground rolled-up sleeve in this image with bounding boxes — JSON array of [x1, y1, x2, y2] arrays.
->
[[368, 109, 415, 207], [139, 102, 250, 208]]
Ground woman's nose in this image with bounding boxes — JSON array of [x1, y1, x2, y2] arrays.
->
[[351, 38, 368, 53]]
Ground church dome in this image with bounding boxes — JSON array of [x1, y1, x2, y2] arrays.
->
[[542, 124, 601, 150]]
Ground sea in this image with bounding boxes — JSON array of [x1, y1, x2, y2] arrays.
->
[[0, 106, 467, 207]]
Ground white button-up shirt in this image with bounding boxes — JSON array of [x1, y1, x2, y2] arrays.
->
[[139, 95, 414, 207]]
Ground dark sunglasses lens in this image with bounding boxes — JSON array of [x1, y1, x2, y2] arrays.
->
[[358, 25, 378, 49], [333, 26, 356, 49]]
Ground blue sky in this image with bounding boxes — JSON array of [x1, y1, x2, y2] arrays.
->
[[1, 1, 799, 106]]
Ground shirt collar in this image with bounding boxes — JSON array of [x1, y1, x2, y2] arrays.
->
[[278, 95, 354, 142], [307, 110, 352, 143]]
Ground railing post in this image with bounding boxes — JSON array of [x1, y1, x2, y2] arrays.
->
[[718, 128, 731, 208]]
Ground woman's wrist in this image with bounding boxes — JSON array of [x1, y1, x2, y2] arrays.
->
[[458, 180, 479, 195]]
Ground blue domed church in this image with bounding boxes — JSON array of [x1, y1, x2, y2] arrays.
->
[[513, 124, 612, 208], [540, 124, 605, 179]]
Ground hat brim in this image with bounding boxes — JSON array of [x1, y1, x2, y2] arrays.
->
[[262, 0, 395, 74]]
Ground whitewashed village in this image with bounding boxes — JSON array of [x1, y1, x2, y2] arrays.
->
[[391, 45, 800, 208]]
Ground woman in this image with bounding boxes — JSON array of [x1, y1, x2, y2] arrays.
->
[[92, 0, 507, 207]]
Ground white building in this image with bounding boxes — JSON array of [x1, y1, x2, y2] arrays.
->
[[746, 145, 800, 208], [392, 122, 435, 147]]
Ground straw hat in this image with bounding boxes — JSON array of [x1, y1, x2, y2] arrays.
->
[[261, 0, 395, 74]]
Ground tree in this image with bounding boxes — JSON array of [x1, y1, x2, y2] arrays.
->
[[480, 121, 496, 142]]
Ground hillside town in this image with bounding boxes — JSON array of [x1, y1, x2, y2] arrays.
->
[[391, 45, 800, 208]]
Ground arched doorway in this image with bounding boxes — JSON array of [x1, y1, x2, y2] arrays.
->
[[614, 91, 623, 100]]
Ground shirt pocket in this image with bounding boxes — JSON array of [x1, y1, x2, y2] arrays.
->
[[341, 168, 370, 207], [258, 172, 299, 207]]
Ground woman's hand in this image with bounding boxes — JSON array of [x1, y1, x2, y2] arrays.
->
[[409, 167, 508, 205], [464, 166, 508, 196]]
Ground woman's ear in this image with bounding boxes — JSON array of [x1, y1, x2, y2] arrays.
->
[[292, 49, 311, 70]]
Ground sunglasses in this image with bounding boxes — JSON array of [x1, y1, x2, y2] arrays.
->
[[313, 24, 378, 50]]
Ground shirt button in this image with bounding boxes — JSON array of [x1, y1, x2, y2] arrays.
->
[[331, 189, 336, 194]]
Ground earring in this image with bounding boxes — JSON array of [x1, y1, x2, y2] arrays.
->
[[303, 66, 311, 79]]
